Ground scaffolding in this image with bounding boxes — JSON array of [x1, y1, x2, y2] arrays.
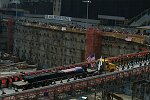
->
[[0, 17, 2, 34], [1, 63, 150, 100], [7, 18, 14, 53], [85, 28, 102, 59], [132, 80, 150, 100]]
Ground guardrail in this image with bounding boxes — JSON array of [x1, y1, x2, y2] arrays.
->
[[128, 8, 150, 25]]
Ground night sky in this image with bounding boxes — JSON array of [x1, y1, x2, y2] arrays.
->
[[61, 0, 150, 19]]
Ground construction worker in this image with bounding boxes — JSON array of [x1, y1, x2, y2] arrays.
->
[[6, 78, 9, 88], [122, 66, 125, 70], [43, 92, 50, 100], [0, 80, 1, 89], [1, 89, 6, 95], [127, 65, 130, 69], [116, 66, 119, 71], [139, 63, 142, 67]]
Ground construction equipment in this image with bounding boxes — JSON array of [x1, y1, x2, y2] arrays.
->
[[97, 58, 117, 72]]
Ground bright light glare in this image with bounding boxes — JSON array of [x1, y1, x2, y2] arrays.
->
[[82, 0, 91, 3]]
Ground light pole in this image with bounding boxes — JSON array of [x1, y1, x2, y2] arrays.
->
[[82, 0, 91, 29]]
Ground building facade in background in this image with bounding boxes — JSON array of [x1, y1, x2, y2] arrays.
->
[[8, 0, 53, 15], [1, 0, 150, 20], [53, 0, 61, 16], [0, 0, 10, 8], [98, 15, 126, 26]]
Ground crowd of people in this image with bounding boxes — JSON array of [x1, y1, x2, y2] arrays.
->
[[17, 18, 89, 33], [98, 26, 139, 35], [17, 17, 144, 36]]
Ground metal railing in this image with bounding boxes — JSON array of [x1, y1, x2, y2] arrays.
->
[[128, 8, 150, 25], [1, 63, 150, 100]]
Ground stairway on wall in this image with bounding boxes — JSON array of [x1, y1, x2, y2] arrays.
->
[[130, 14, 150, 26]]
